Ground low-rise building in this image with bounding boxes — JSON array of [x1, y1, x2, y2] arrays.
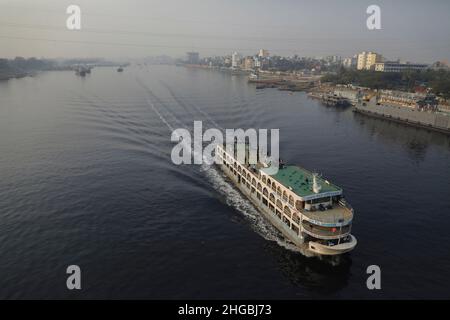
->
[[333, 87, 361, 105], [378, 90, 427, 108], [342, 56, 357, 69], [375, 62, 429, 72], [243, 56, 255, 70], [186, 52, 199, 64]]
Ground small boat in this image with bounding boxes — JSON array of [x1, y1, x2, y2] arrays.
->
[[117, 67, 124, 72], [75, 69, 87, 77], [75, 65, 90, 76]]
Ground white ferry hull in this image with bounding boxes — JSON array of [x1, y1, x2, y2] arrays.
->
[[218, 163, 311, 254], [216, 145, 356, 257], [308, 235, 357, 255]]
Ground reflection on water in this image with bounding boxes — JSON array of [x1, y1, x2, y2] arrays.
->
[[265, 241, 352, 295], [353, 111, 450, 163]]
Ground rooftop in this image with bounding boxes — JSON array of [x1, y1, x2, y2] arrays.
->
[[262, 165, 342, 199]]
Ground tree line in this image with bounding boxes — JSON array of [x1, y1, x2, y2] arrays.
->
[[322, 67, 450, 99]]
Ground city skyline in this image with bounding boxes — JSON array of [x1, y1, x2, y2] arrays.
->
[[0, 0, 449, 63]]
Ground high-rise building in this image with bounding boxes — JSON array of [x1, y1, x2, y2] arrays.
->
[[254, 57, 261, 68], [243, 57, 255, 70], [231, 52, 242, 68], [186, 52, 199, 64], [258, 49, 269, 58], [342, 55, 357, 69], [357, 51, 383, 70]]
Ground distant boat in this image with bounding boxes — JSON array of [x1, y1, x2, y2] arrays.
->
[[75, 69, 87, 77], [117, 67, 124, 72], [75, 65, 91, 76]]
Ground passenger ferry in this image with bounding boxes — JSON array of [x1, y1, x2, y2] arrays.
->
[[215, 142, 357, 256]]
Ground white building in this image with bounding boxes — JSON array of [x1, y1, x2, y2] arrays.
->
[[342, 55, 357, 69], [254, 57, 261, 68], [231, 52, 242, 69], [258, 49, 269, 58], [357, 51, 383, 70], [375, 62, 429, 73]]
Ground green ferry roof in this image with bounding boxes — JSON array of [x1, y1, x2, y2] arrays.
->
[[263, 165, 342, 199]]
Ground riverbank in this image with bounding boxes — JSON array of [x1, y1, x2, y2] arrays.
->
[[0, 71, 30, 81], [354, 98, 450, 134]]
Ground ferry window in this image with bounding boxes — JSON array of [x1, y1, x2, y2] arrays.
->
[[263, 188, 268, 197], [332, 195, 341, 203], [262, 176, 266, 184], [311, 197, 331, 204], [269, 194, 275, 203], [252, 178, 256, 186], [257, 193, 261, 200], [267, 178, 271, 185], [284, 206, 291, 217], [257, 183, 262, 191], [276, 200, 283, 209], [251, 187, 255, 194], [277, 187, 282, 196], [292, 225, 299, 235], [282, 191, 288, 202], [272, 182, 276, 191], [262, 198, 268, 206], [289, 196, 294, 206]]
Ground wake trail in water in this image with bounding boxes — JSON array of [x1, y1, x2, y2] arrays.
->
[[160, 80, 225, 131], [72, 92, 164, 149], [200, 163, 307, 255], [136, 77, 187, 129], [137, 78, 306, 255], [147, 99, 175, 132]]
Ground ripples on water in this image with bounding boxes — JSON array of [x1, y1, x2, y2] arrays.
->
[[0, 65, 449, 299]]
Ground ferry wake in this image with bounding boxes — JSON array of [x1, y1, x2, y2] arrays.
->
[[215, 142, 357, 256]]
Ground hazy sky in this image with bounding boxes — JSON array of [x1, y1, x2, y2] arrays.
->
[[0, 0, 449, 62]]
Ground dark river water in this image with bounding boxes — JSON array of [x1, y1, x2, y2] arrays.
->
[[0, 65, 449, 299]]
